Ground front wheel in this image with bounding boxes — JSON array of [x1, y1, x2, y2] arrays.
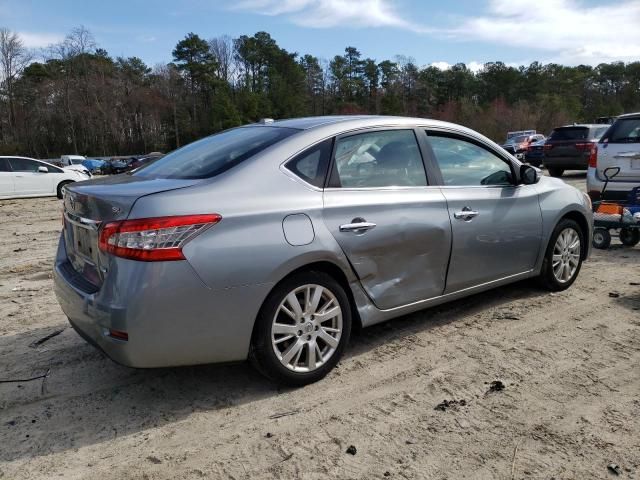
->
[[250, 271, 352, 386], [539, 219, 584, 291], [620, 227, 640, 246], [57, 180, 74, 199]]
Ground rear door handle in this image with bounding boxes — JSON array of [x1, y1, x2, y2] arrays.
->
[[453, 207, 479, 221], [339, 218, 376, 233]]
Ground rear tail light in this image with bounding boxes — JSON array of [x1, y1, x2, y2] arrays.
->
[[107, 329, 129, 341], [579, 142, 598, 167], [98, 214, 221, 261], [544, 144, 553, 151]]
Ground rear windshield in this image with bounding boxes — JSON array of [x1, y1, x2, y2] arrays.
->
[[602, 117, 640, 144], [549, 127, 588, 141], [134, 126, 298, 179]]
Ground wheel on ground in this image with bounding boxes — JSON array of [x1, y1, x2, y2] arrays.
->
[[592, 228, 611, 249], [548, 167, 564, 177], [250, 271, 352, 386], [619, 227, 640, 246], [57, 180, 74, 199], [539, 219, 584, 291]]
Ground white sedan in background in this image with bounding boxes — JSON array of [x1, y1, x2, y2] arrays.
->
[[0, 156, 89, 200]]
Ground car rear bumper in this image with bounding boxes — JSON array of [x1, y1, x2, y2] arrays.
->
[[543, 155, 588, 170], [586, 167, 639, 201], [53, 235, 272, 368]]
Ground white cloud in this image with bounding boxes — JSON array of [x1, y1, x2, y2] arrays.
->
[[448, 0, 640, 65], [18, 32, 64, 48], [429, 61, 485, 73], [233, 0, 429, 32]]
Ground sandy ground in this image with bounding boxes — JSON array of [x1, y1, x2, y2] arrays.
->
[[0, 172, 639, 480]]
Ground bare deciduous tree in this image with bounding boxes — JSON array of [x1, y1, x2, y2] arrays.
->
[[0, 27, 32, 135]]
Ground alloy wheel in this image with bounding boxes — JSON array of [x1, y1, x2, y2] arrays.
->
[[271, 284, 343, 373], [552, 228, 581, 283]]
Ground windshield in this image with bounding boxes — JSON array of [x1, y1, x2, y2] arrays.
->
[[134, 126, 298, 179]]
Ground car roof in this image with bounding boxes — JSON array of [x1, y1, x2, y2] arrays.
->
[[616, 112, 640, 120], [556, 124, 607, 129], [245, 115, 481, 134]]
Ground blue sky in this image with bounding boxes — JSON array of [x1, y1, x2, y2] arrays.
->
[[1, 0, 638, 70]]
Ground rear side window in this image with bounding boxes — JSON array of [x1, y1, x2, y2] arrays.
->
[[602, 118, 640, 144], [285, 139, 332, 188], [549, 127, 588, 141], [134, 126, 298, 179], [0, 158, 10, 172]]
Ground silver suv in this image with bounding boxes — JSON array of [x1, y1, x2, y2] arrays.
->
[[588, 112, 640, 201]]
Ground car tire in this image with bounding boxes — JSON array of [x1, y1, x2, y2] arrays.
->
[[619, 227, 640, 247], [57, 180, 74, 199], [548, 167, 564, 177], [539, 219, 584, 291], [592, 228, 611, 249], [250, 271, 352, 386]]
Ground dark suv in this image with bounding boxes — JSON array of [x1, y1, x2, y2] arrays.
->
[[543, 124, 609, 177]]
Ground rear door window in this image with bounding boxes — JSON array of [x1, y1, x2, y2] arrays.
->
[[0, 158, 10, 172], [134, 126, 298, 179], [549, 127, 588, 141], [285, 139, 333, 188], [602, 118, 640, 144], [329, 129, 427, 188]]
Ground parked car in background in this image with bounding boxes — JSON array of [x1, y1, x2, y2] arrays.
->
[[129, 153, 164, 171], [524, 138, 546, 167], [81, 159, 106, 175], [0, 156, 89, 199], [543, 124, 609, 177], [103, 157, 134, 175], [502, 133, 545, 160], [54, 116, 592, 386], [587, 112, 640, 201], [58, 155, 92, 176]]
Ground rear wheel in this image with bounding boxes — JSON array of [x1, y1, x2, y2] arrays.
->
[[619, 227, 640, 247], [250, 271, 352, 386], [548, 167, 564, 177], [57, 180, 74, 199], [539, 219, 584, 291], [592, 228, 611, 249]]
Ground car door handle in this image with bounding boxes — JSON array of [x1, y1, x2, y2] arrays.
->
[[339, 220, 376, 233], [615, 153, 640, 159], [453, 208, 479, 221]]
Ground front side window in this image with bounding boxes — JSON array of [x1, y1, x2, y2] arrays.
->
[[330, 129, 427, 188], [134, 126, 298, 179], [427, 134, 514, 186], [8, 158, 39, 172], [285, 138, 332, 188]]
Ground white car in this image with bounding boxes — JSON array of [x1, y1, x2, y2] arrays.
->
[[0, 156, 90, 200], [588, 112, 640, 201], [60, 155, 91, 176]]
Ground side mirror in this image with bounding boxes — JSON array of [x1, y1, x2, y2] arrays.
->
[[520, 164, 539, 185], [37, 166, 49, 173]]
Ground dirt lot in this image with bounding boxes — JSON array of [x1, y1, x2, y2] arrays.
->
[[1, 173, 639, 480]]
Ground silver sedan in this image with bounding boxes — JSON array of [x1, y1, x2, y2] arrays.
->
[[54, 116, 593, 385]]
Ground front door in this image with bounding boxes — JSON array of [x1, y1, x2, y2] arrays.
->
[[8, 158, 53, 195], [322, 128, 452, 310], [425, 132, 543, 293]]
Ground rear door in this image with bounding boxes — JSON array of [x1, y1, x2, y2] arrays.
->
[[322, 128, 452, 310], [425, 131, 542, 293], [598, 116, 640, 182], [0, 158, 14, 197]]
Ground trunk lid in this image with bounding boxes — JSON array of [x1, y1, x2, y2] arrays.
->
[[62, 175, 202, 289]]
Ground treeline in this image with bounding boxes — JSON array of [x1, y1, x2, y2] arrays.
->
[[1, 26, 639, 158]]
